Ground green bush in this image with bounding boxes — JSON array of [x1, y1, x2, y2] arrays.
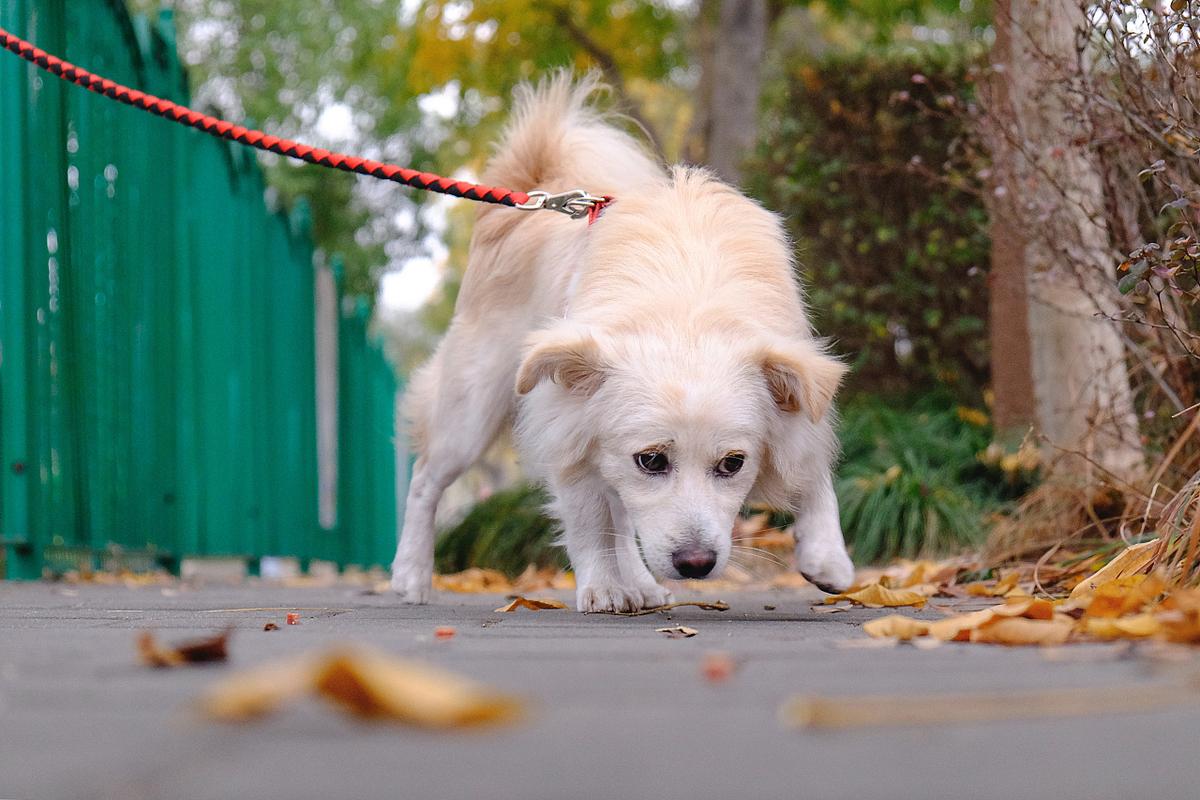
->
[[434, 484, 566, 576], [835, 396, 1028, 563], [750, 46, 989, 399]]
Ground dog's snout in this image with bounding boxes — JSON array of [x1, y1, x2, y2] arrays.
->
[[672, 547, 717, 578]]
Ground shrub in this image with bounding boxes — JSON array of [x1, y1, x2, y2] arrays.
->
[[835, 396, 1034, 563], [434, 484, 565, 577], [750, 47, 989, 400]]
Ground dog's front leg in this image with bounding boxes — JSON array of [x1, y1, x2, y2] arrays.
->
[[608, 494, 673, 608], [793, 473, 855, 594], [557, 482, 659, 613]]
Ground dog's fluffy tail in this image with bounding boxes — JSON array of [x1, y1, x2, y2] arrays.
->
[[483, 70, 662, 195]]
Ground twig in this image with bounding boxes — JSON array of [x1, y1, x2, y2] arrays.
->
[[600, 600, 731, 617]]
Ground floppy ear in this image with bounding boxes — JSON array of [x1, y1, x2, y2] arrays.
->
[[515, 328, 607, 396], [760, 342, 848, 421]]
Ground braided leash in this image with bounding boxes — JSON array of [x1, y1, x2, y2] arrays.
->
[[0, 26, 610, 221]]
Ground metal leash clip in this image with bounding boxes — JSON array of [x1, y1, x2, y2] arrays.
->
[[516, 188, 607, 219]]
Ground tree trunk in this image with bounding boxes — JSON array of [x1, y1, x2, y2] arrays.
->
[[704, 0, 767, 185], [985, 0, 1143, 481]]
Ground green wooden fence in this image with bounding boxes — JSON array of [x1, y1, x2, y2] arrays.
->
[[0, 0, 403, 578]]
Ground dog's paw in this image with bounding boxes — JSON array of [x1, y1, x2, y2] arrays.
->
[[390, 560, 433, 604], [795, 536, 855, 595], [576, 582, 670, 613]]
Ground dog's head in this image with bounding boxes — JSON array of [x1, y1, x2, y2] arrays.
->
[[516, 324, 846, 579]]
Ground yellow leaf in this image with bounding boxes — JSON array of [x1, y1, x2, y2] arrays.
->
[[862, 615, 931, 641], [1068, 539, 1161, 601], [927, 608, 999, 641], [968, 617, 1073, 646], [992, 597, 1056, 620], [1084, 614, 1161, 639], [1083, 573, 1165, 619], [433, 568, 513, 594], [963, 571, 1020, 597], [493, 596, 568, 612], [313, 649, 523, 727], [824, 583, 927, 609], [199, 657, 323, 720], [200, 648, 523, 728]]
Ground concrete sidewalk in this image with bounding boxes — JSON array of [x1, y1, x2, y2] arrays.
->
[[1, 580, 1197, 800]]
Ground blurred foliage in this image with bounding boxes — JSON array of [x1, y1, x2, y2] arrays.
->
[[750, 46, 990, 400], [434, 484, 566, 576], [835, 395, 1034, 563]]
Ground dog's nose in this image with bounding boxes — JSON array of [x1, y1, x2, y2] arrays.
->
[[672, 547, 717, 578]]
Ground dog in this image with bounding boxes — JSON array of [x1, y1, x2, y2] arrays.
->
[[390, 74, 855, 612]]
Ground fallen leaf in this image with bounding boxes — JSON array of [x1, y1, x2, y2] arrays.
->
[[313, 649, 522, 726], [992, 597, 1056, 620], [263, 623, 279, 632], [434, 568, 514, 594], [927, 608, 1002, 642], [434, 626, 456, 640], [511, 565, 575, 592], [1084, 614, 1161, 639], [286, 613, 300, 625], [824, 583, 927, 609], [1069, 539, 1161, 601], [656, 626, 698, 639], [494, 597, 568, 613], [200, 657, 318, 719], [138, 629, 231, 668], [200, 647, 523, 728], [968, 617, 1073, 646], [862, 615, 931, 641], [781, 682, 1197, 730], [812, 605, 848, 614], [1082, 573, 1166, 619], [963, 571, 1021, 597]]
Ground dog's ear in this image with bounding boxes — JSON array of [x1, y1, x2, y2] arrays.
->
[[516, 328, 607, 396], [760, 342, 848, 421]]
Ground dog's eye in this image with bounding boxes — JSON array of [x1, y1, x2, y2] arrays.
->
[[715, 453, 745, 477], [635, 450, 670, 475]]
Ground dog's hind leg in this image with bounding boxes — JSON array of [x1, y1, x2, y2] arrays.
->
[[391, 325, 518, 603]]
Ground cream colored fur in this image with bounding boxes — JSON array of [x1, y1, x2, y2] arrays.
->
[[391, 74, 854, 611]]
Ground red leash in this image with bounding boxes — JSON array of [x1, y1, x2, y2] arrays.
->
[[0, 26, 609, 221]]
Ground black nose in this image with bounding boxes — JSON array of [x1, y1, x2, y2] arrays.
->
[[672, 547, 717, 578]]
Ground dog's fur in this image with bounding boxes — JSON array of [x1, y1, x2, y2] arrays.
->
[[391, 74, 855, 611]]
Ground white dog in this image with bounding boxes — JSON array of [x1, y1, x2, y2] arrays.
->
[[391, 74, 855, 612]]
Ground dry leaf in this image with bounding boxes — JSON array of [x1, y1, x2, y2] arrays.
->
[[992, 597, 1056, 620], [313, 649, 522, 727], [1069, 539, 1161, 600], [200, 657, 318, 719], [824, 583, 927, 609], [493, 597, 568, 613], [862, 615, 931, 641], [656, 626, 698, 639], [963, 571, 1021, 597], [927, 608, 1002, 642], [138, 629, 231, 668], [434, 568, 514, 594], [201, 648, 522, 728], [781, 682, 1195, 730], [1083, 573, 1166, 619], [263, 623, 279, 632], [511, 565, 575, 592], [968, 617, 1073, 646], [1084, 614, 1161, 639]]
